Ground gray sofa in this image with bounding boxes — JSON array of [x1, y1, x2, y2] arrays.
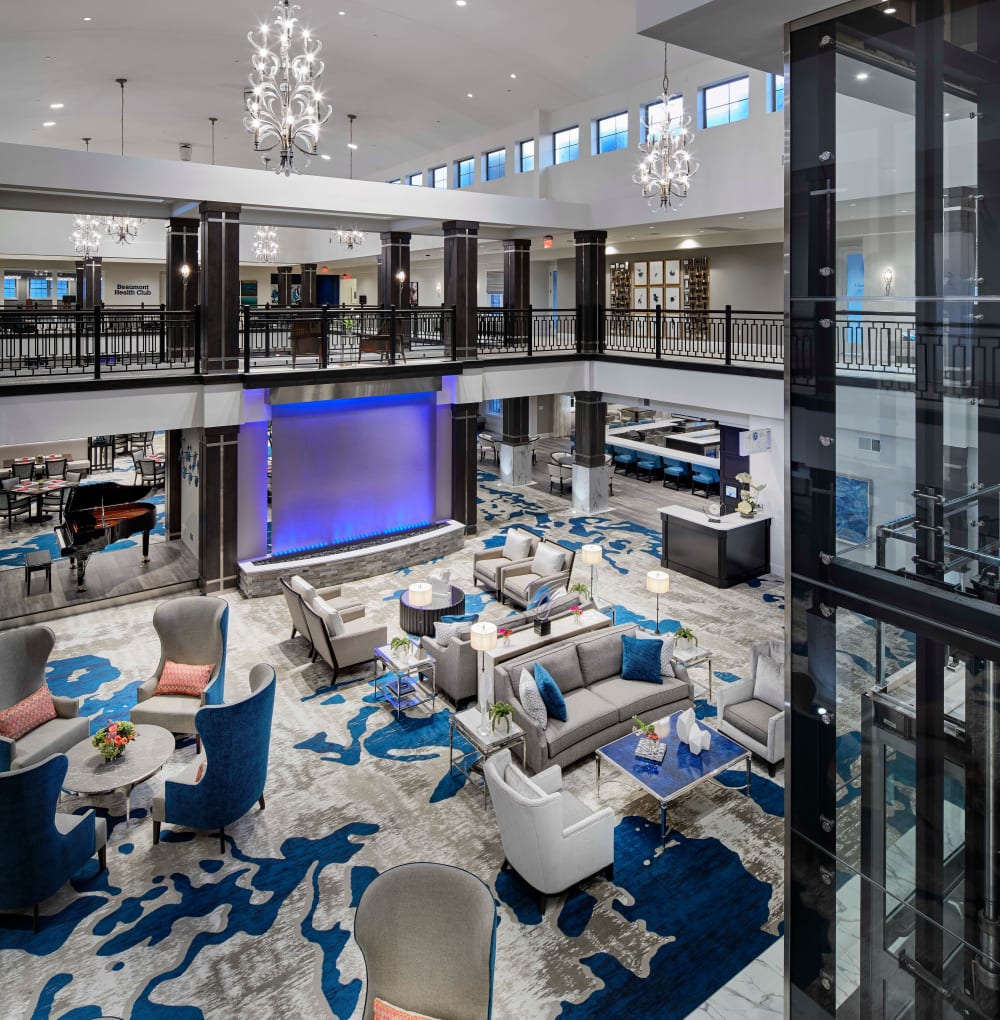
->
[[494, 623, 693, 774]]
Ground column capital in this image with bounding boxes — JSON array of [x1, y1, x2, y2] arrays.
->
[[199, 201, 241, 217], [277, 265, 294, 274], [443, 220, 480, 237], [379, 231, 412, 245], [574, 230, 608, 245], [503, 238, 531, 253], [300, 262, 317, 271], [167, 217, 199, 234]]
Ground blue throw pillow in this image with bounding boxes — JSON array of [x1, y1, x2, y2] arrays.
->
[[439, 613, 478, 624], [621, 634, 663, 684], [534, 663, 567, 722]]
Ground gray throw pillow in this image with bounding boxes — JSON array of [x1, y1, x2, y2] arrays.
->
[[518, 668, 548, 730], [753, 654, 784, 711], [531, 543, 566, 577], [289, 574, 314, 599], [313, 599, 345, 637], [503, 529, 533, 561], [633, 629, 675, 678]]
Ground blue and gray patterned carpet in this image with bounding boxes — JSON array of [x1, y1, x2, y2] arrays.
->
[[3, 470, 785, 1019]]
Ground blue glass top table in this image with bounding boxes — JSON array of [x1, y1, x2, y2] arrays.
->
[[595, 711, 751, 841]]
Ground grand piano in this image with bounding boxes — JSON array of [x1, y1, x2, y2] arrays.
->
[[55, 481, 157, 591]]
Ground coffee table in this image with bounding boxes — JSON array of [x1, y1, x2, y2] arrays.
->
[[595, 711, 750, 842], [398, 583, 465, 637], [62, 724, 175, 826]]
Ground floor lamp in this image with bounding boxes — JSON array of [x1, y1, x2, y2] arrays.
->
[[470, 621, 498, 736], [646, 570, 670, 634], [581, 543, 602, 602]]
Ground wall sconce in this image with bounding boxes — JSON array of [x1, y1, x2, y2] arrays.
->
[[882, 266, 894, 296]]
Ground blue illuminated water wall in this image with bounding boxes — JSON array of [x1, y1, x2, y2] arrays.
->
[[270, 393, 436, 556]]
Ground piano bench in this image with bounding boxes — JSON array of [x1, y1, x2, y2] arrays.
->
[[24, 549, 51, 595]]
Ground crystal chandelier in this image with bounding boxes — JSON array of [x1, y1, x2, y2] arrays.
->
[[244, 0, 333, 175], [252, 226, 280, 263], [106, 215, 145, 244], [634, 44, 698, 211], [71, 215, 102, 256], [336, 227, 365, 251]]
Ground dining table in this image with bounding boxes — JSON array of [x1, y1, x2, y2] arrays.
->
[[15, 478, 69, 523]]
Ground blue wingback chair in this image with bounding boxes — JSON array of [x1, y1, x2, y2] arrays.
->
[[691, 466, 720, 498], [0, 754, 107, 931], [152, 664, 276, 852], [661, 456, 690, 490], [130, 596, 229, 751]]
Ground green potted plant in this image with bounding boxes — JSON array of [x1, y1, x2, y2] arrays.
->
[[489, 701, 514, 733], [674, 625, 698, 653], [569, 581, 591, 601], [390, 636, 414, 661]]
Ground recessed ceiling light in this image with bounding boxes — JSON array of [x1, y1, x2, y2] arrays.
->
[[83, 15, 92, 20], [738, 215, 745, 220], [49, 103, 64, 109], [856, 72, 869, 81], [42, 121, 56, 127], [347, 142, 358, 150], [456, 1, 467, 5], [338, 9, 346, 13], [321, 153, 331, 160], [510, 73, 516, 79], [467, 92, 473, 98]]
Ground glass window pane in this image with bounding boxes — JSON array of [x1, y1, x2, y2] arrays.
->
[[431, 166, 447, 189], [554, 127, 579, 164], [729, 76, 749, 100], [408, 172, 422, 186], [519, 139, 535, 172]]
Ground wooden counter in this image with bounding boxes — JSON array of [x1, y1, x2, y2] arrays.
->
[[660, 505, 771, 588]]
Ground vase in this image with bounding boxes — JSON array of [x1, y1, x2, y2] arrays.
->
[[534, 619, 551, 637], [676, 637, 695, 654], [502, 635, 511, 647], [491, 716, 511, 734]]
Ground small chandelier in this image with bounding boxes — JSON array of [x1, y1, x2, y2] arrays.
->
[[633, 43, 698, 211], [71, 215, 102, 257], [244, 0, 333, 175], [106, 215, 145, 245], [336, 227, 365, 251], [252, 226, 280, 263]]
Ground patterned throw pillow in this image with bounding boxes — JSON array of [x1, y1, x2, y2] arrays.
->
[[533, 662, 567, 722], [0, 685, 57, 741], [633, 629, 676, 678], [433, 615, 478, 647], [518, 668, 548, 729], [373, 999, 442, 1020], [156, 661, 214, 697]]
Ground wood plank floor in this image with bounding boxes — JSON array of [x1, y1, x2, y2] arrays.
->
[[0, 540, 199, 630]]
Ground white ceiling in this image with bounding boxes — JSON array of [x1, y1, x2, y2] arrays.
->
[[0, 0, 699, 179]]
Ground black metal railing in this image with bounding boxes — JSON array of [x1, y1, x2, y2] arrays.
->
[[0, 304, 197, 378], [475, 307, 578, 355]]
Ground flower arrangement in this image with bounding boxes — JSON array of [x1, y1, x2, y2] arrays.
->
[[497, 626, 512, 645], [92, 720, 137, 761], [570, 604, 583, 621], [631, 715, 658, 741], [734, 472, 766, 516]]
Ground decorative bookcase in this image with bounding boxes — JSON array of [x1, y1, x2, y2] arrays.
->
[[681, 256, 710, 340], [625, 257, 710, 327], [610, 262, 631, 311]]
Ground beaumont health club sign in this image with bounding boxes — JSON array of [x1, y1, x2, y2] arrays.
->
[[114, 282, 153, 297]]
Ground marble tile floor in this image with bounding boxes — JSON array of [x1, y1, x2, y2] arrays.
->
[[682, 939, 784, 1019]]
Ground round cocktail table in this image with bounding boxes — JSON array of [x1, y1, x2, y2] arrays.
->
[[399, 583, 466, 637], [62, 724, 176, 825]]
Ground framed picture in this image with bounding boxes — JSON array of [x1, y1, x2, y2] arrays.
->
[[836, 475, 873, 544], [634, 288, 647, 310], [665, 287, 680, 309], [666, 260, 681, 283], [633, 262, 647, 285], [650, 261, 664, 285], [649, 287, 664, 310], [290, 284, 302, 305], [409, 281, 419, 305]]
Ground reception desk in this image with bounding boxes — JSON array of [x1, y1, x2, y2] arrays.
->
[[660, 505, 771, 588]]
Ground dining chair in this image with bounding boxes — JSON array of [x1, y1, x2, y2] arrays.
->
[[0, 488, 32, 530], [137, 458, 165, 489], [691, 466, 720, 498], [43, 458, 67, 479], [661, 457, 690, 490], [11, 461, 34, 482]]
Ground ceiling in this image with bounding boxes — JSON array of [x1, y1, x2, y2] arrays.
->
[[0, 0, 701, 180]]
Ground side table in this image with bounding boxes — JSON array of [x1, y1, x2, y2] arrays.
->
[[372, 641, 436, 720], [449, 706, 526, 806], [673, 645, 716, 701]]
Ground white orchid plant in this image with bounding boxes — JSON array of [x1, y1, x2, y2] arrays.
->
[[735, 472, 765, 515]]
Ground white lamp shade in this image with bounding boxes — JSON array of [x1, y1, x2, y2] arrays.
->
[[408, 582, 433, 607], [646, 570, 671, 594], [581, 543, 603, 565], [469, 621, 498, 652]]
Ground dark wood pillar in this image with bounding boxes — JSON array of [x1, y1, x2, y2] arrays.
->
[[719, 425, 750, 512], [76, 257, 102, 309], [572, 390, 608, 513], [166, 219, 199, 312], [300, 263, 317, 307], [164, 429, 182, 542], [574, 230, 606, 356], [444, 220, 479, 359], [276, 266, 294, 307], [378, 232, 411, 308], [198, 202, 240, 372], [451, 402, 479, 534], [503, 239, 530, 309], [500, 396, 531, 486], [199, 425, 239, 592]]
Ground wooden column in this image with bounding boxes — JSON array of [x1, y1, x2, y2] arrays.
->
[[572, 390, 609, 513], [575, 230, 607, 356], [378, 232, 411, 308], [451, 402, 479, 534], [444, 220, 479, 359], [300, 263, 317, 307], [199, 425, 239, 592], [164, 429, 183, 542], [198, 202, 240, 372]]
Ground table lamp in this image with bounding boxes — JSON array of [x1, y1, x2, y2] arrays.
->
[[581, 543, 602, 602], [646, 570, 671, 634], [408, 582, 432, 608], [470, 621, 498, 736]]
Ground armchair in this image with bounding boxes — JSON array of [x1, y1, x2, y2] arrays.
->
[[419, 630, 477, 706], [354, 862, 497, 1020], [0, 753, 107, 931], [0, 625, 88, 771], [483, 749, 614, 910], [472, 527, 541, 596], [716, 638, 784, 776], [278, 575, 364, 655], [130, 596, 229, 751], [500, 542, 576, 610], [302, 599, 387, 683], [0, 487, 32, 530], [547, 462, 571, 494], [153, 664, 276, 852]]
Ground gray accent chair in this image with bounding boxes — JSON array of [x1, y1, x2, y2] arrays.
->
[[0, 626, 88, 771], [130, 596, 229, 752], [500, 542, 577, 610], [302, 600, 387, 683], [354, 862, 497, 1020], [472, 528, 541, 596], [278, 575, 364, 656], [716, 638, 785, 776], [419, 629, 478, 706], [484, 748, 614, 912]]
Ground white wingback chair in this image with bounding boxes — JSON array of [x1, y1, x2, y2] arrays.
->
[[716, 638, 785, 776], [483, 749, 614, 910]]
